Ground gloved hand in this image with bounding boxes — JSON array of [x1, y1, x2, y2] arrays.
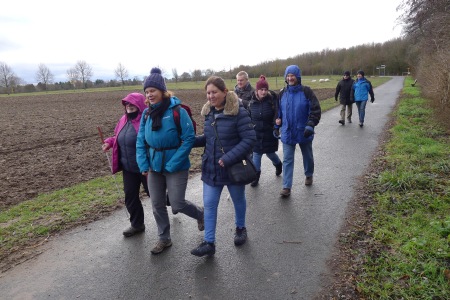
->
[[303, 126, 314, 138], [273, 128, 280, 139], [371, 98, 375, 103], [335, 97, 338, 101]]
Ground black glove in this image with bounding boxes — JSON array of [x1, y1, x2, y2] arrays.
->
[[303, 126, 314, 138], [273, 128, 280, 139], [371, 98, 375, 103], [335, 97, 338, 101]]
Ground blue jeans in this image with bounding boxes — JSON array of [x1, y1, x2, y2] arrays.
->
[[282, 141, 314, 189], [355, 100, 367, 124], [203, 183, 246, 243], [252, 152, 281, 172]]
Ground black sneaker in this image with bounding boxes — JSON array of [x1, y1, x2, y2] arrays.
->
[[338, 120, 345, 125], [234, 227, 247, 246], [191, 241, 215, 257], [275, 162, 282, 176]]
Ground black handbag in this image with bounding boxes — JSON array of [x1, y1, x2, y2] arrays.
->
[[212, 120, 257, 185]]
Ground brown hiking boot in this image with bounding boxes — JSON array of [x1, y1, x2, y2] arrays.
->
[[151, 240, 172, 255], [280, 188, 291, 197], [122, 224, 145, 237], [305, 176, 313, 185]]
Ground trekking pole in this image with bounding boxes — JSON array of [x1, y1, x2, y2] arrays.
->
[[97, 126, 128, 218]]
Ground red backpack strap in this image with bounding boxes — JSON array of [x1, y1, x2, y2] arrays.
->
[[172, 105, 182, 136]]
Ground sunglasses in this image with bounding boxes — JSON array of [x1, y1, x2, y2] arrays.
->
[[124, 101, 132, 106]]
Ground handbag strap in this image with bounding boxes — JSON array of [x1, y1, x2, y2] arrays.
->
[[211, 120, 225, 154]]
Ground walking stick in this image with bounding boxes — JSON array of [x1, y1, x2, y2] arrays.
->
[[97, 126, 128, 218]]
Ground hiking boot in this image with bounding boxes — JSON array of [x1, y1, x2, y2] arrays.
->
[[197, 207, 205, 231], [275, 162, 283, 176], [234, 227, 247, 246], [280, 188, 291, 197], [305, 176, 313, 185], [250, 171, 261, 187], [338, 120, 345, 125], [150, 240, 172, 255], [122, 224, 145, 237], [347, 118, 352, 123], [191, 241, 215, 257]]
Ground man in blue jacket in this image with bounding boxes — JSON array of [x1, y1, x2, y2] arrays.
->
[[351, 70, 375, 127], [275, 65, 321, 197]]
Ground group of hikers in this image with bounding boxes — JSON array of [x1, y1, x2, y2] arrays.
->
[[101, 65, 375, 257]]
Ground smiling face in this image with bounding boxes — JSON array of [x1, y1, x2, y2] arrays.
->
[[206, 83, 227, 110], [257, 88, 269, 99], [236, 75, 248, 89], [144, 87, 163, 105], [286, 74, 298, 86]]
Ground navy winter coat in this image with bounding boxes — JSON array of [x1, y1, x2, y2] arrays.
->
[[248, 90, 279, 154], [195, 91, 256, 186]]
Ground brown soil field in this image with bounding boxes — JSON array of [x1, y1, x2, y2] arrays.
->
[[0, 88, 335, 210]]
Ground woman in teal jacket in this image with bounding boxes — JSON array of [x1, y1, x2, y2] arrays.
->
[[351, 70, 375, 127], [136, 68, 204, 255]]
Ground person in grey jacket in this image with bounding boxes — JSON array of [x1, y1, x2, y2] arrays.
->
[[190, 76, 256, 257], [234, 70, 254, 109], [335, 71, 355, 125]]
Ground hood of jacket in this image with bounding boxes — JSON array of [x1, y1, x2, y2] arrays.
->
[[200, 91, 240, 117], [121, 93, 147, 113]]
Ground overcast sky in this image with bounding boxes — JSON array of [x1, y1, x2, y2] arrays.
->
[[0, 0, 404, 84]]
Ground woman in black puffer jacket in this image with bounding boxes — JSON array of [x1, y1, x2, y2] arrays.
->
[[191, 76, 256, 257], [248, 75, 282, 187]]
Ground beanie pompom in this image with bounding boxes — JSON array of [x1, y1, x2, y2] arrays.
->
[[150, 67, 162, 75], [256, 75, 269, 90], [144, 67, 167, 92]]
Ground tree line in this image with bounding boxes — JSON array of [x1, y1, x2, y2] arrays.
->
[[0, 36, 410, 95]]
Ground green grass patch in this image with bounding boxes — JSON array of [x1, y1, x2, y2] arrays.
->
[[356, 76, 450, 298], [0, 175, 124, 259]]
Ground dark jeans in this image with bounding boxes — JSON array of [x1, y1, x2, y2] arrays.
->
[[123, 169, 149, 228]]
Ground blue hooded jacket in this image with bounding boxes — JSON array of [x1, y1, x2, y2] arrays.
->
[[278, 65, 321, 145], [136, 96, 195, 173]]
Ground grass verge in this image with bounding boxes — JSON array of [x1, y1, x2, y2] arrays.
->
[[354, 77, 450, 298]]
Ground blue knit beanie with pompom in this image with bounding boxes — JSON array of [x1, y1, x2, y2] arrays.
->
[[143, 67, 167, 92]]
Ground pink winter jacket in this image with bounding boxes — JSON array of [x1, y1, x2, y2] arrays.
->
[[104, 93, 147, 174]]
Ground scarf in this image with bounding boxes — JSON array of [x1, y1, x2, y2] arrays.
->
[[148, 99, 171, 131]]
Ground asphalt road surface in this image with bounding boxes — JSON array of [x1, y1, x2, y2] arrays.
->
[[0, 77, 404, 300]]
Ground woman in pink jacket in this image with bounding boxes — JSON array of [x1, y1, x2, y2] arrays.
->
[[102, 93, 149, 237]]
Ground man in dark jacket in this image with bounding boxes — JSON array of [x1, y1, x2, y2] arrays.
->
[[234, 70, 254, 109], [335, 71, 355, 125]]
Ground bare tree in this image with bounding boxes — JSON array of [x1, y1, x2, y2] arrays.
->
[[114, 63, 129, 87], [172, 68, 179, 84], [66, 68, 79, 89], [191, 69, 203, 83], [35, 63, 54, 91], [0, 61, 16, 94], [74, 60, 93, 89]]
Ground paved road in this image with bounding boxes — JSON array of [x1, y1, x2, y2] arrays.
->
[[0, 77, 404, 300]]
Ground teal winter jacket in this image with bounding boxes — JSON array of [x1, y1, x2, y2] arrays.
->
[[136, 96, 195, 173]]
